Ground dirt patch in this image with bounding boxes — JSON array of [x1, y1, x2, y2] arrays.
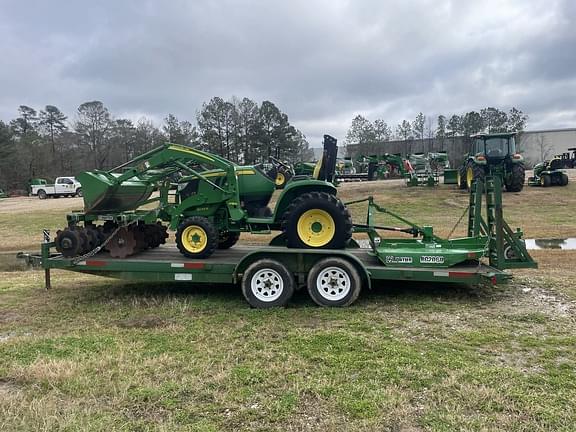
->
[[0, 311, 23, 324], [0, 196, 83, 214]]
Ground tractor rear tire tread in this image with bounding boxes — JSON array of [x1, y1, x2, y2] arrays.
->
[[466, 162, 485, 190], [506, 164, 525, 192]]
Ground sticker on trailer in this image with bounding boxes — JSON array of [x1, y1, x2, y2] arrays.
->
[[174, 273, 192, 281], [420, 256, 445, 264], [385, 256, 413, 264]]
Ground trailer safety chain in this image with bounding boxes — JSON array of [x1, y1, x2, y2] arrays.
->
[[71, 216, 150, 265], [447, 205, 469, 239]]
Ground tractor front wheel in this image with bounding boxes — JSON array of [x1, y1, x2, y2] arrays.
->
[[506, 164, 525, 192], [282, 192, 352, 249], [176, 216, 218, 259]]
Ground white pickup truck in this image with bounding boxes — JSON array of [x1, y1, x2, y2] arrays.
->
[[31, 177, 83, 199]]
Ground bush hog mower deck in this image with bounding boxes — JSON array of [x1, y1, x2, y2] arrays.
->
[[22, 137, 536, 308]]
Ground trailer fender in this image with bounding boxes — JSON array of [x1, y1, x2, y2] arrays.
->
[[233, 249, 371, 290]]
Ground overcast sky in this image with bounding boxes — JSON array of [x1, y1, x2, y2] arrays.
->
[[1, 0, 575, 145]]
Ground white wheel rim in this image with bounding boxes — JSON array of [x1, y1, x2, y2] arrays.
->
[[315, 266, 351, 301], [251, 268, 283, 302]]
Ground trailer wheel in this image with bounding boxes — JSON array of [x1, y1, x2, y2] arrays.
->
[[176, 216, 218, 259], [218, 231, 240, 249], [38, 189, 47, 199], [242, 259, 295, 308], [307, 257, 361, 307], [283, 192, 352, 249]]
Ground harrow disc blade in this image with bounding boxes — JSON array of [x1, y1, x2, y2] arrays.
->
[[107, 227, 137, 259]]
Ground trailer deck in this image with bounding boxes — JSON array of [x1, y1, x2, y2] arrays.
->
[[27, 244, 510, 288]]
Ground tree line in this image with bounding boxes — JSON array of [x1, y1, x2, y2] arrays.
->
[[345, 107, 528, 154], [0, 98, 312, 191]]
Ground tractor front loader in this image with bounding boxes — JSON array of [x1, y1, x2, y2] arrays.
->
[[55, 135, 352, 260]]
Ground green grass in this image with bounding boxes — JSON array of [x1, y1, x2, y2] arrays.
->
[[1, 269, 576, 431]]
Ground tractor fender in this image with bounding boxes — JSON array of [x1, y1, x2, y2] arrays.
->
[[233, 248, 371, 290], [272, 180, 337, 223]]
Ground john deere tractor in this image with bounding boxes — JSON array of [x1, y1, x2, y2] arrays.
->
[[528, 158, 569, 187], [457, 132, 525, 192], [55, 135, 353, 260]]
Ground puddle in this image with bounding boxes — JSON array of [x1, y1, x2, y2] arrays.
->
[[0, 252, 30, 272], [525, 238, 576, 250]]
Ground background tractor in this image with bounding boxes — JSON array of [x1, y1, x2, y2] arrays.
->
[[457, 132, 525, 192], [528, 158, 569, 187], [55, 135, 352, 260]]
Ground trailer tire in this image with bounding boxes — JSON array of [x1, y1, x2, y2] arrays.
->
[[307, 257, 361, 307], [242, 259, 295, 308], [283, 191, 352, 249], [38, 189, 47, 199], [505, 164, 525, 192], [218, 231, 240, 249], [176, 217, 218, 259]]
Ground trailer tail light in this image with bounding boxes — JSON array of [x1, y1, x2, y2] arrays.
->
[[448, 271, 472, 278], [85, 260, 106, 267], [467, 252, 477, 259], [184, 262, 205, 269], [491, 276, 497, 285], [513, 153, 522, 160]]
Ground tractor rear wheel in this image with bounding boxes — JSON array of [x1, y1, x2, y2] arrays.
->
[[561, 173, 569, 186], [540, 174, 551, 187], [282, 191, 352, 249], [218, 231, 240, 249], [466, 162, 485, 190], [275, 167, 292, 189], [457, 167, 467, 189], [176, 216, 218, 259], [505, 164, 525, 192]]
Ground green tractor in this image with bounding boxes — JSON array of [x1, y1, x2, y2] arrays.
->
[[457, 132, 525, 192], [56, 135, 353, 259], [528, 158, 569, 187]]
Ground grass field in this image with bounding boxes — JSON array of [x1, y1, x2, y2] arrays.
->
[[1, 178, 576, 431]]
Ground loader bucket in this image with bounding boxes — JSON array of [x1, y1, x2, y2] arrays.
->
[[78, 171, 157, 213]]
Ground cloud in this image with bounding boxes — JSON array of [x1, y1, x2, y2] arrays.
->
[[1, 0, 575, 145]]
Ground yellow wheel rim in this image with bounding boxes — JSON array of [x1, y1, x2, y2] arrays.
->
[[456, 171, 461, 185], [296, 209, 335, 247], [540, 176, 545, 186], [466, 167, 474, 188], [181, 225, 207, 253], [275, 172, 285, 186]]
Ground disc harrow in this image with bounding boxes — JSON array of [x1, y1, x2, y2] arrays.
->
[[55, 222, 168, 259]]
